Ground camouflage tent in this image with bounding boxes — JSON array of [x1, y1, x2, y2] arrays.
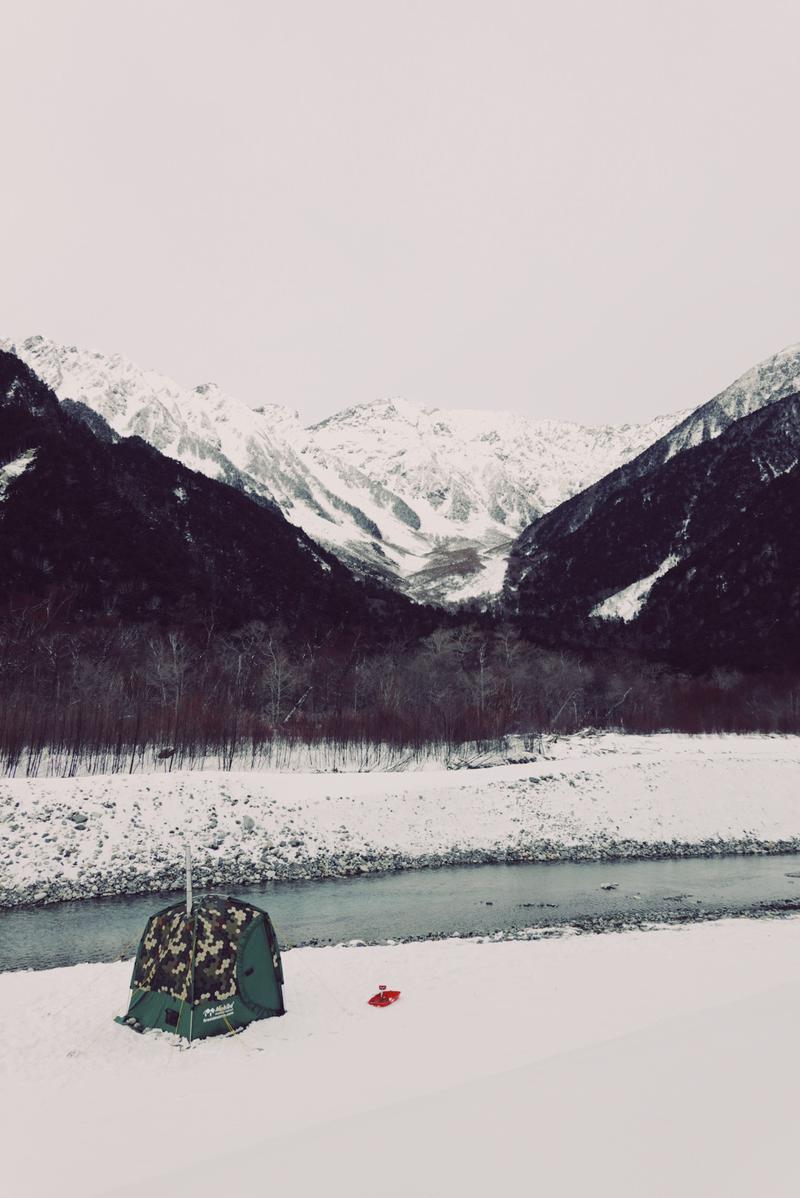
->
[[115, 895, 285, 1041]]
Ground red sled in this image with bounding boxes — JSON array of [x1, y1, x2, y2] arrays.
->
[[368, 985, 401, 1008]]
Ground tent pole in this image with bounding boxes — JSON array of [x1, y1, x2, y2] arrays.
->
[[185, 842, 193, 917]]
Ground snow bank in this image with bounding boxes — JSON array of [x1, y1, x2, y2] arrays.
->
[[2, 918, 799, 1197], [2, 734, 800, 907]]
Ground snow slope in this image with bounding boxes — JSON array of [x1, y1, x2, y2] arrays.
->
[[2, 918, 799, 1197], [657, 338, 800, 459], [590, 553, 680, 622], [0, 335, 683, 603], [304, 396, 684, 562], [0, 447, 37, 500], [3, 734, 799, 907]]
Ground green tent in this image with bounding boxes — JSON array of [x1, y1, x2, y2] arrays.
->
[[115, 895, 285, 1041]]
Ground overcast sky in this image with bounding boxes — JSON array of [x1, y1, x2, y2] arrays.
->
[[2, 0, 799, 426]]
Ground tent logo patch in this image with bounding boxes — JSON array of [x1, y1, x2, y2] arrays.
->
[[202, 1001, 235, 1023]]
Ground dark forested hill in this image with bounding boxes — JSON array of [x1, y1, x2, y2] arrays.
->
[[634, 466, 800, 669], [506, 340, 800, 563], [504, 392, 800, 669], [0, 350, 429, 641]]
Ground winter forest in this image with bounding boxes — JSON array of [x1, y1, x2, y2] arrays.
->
[[3, 612, 800, 778]]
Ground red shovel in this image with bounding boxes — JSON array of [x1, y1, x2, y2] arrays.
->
[[368, 984, 401, 1008]]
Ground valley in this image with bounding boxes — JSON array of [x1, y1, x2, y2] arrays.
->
[[1, 334, 685, 603]]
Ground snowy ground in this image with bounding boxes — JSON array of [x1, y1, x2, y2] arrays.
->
[[3, 734, 800, 906], [2, 917, 799, 1197]]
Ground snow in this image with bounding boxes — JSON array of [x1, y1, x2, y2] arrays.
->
[[1, 334, 686, 602], [309, 398, 686, 525], [0, 447, 36, 500], [660, 339, 800, 465], [2, 917, 799, 1196], [591, 554, 679, 621], [3, 733, 800, 906]]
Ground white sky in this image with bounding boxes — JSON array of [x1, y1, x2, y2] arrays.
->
[[2, 0, 799, 425]]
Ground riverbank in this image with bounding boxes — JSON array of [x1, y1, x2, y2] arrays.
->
[[2, 917, 799, 1197], [2, 733, 800, 907]]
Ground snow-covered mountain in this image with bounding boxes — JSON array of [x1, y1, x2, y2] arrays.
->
[[1, 335, 438, 594], [304, 398, 684, 535], [3, 334, 685, 604], [650, 340, 800, 458], [505, 342, 800, 668], [0, 348, 426, 640], [507, 340, 800, 563]]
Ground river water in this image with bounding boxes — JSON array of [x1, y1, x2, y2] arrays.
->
[[3, 853, 800, 972]]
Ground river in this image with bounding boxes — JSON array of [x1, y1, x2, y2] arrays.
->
[[3, 852, 800, 971]]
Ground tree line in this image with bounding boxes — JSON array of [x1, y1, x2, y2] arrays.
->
[[1, 606, 799, 776]]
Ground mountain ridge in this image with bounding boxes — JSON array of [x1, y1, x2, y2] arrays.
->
[[1, 333, 686, 605], [0, 348, 427, 640], [505, 387, 800, 668], [507, 339, 800, 574]]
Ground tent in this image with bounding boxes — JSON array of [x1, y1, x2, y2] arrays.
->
[[115, 894, 285, 1041]]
